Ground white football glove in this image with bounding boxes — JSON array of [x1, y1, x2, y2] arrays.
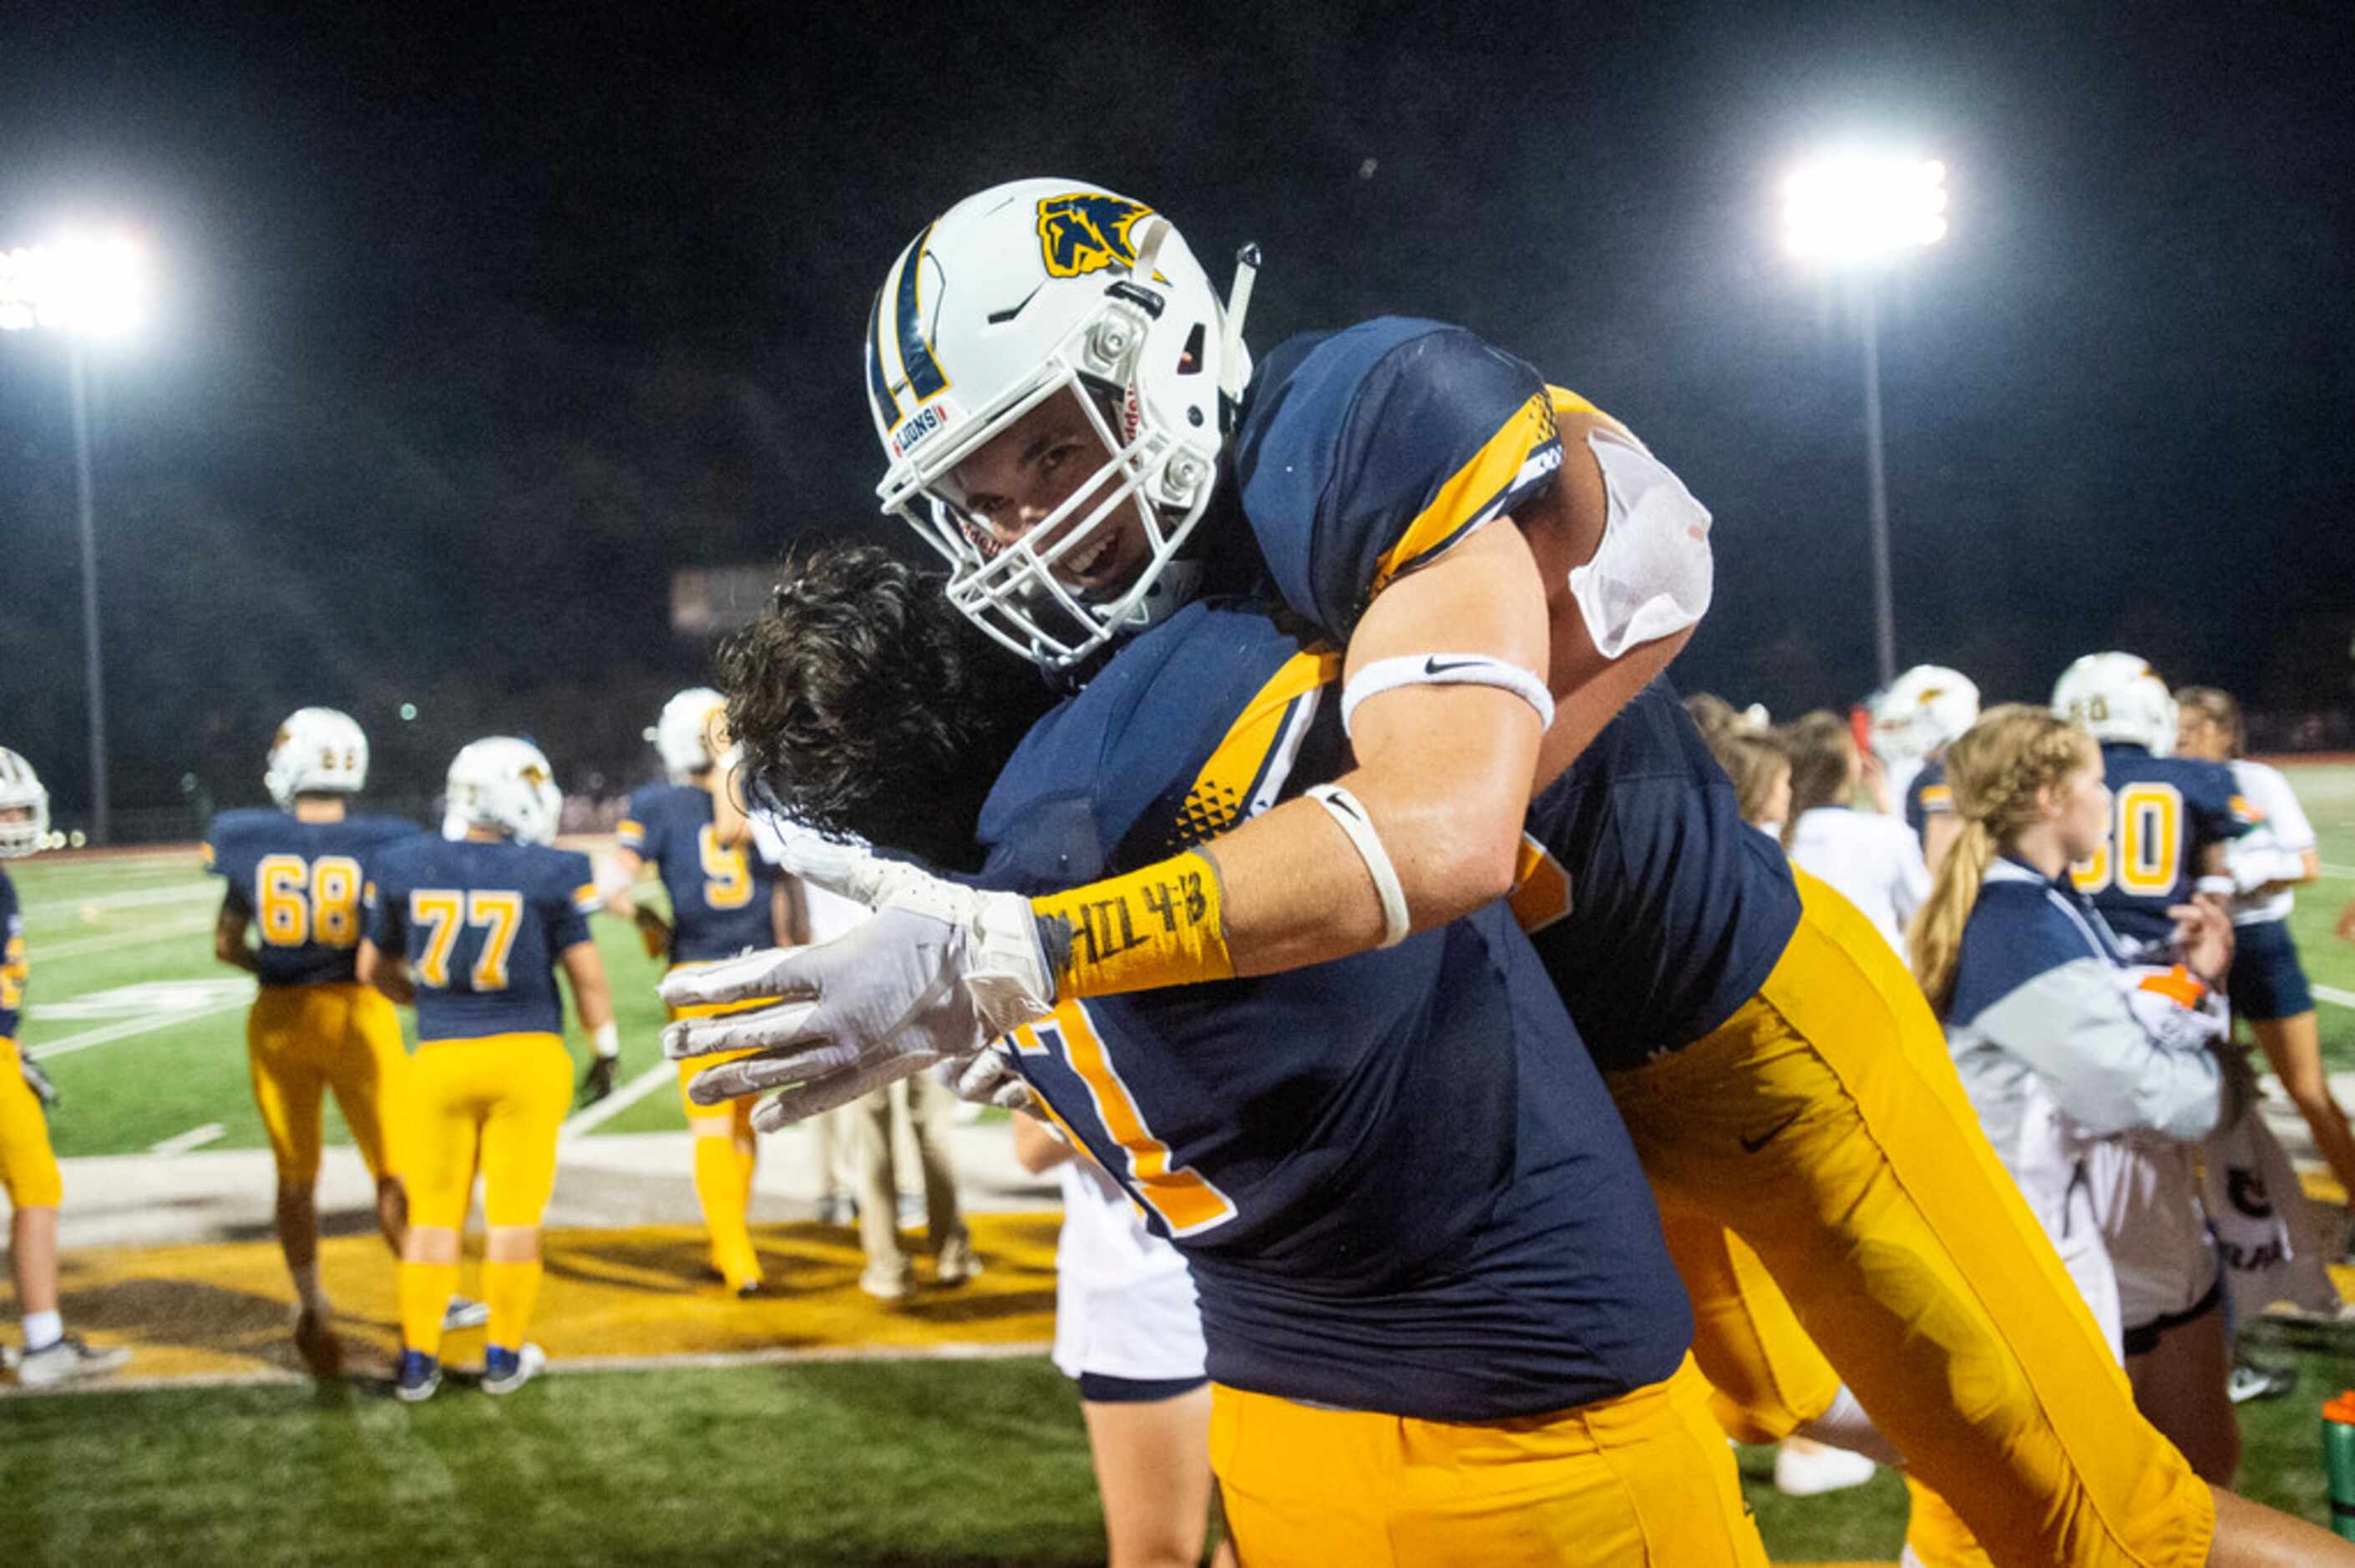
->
[[934, 1041, 1040, 1112], [661, 840, 1055, 1133]]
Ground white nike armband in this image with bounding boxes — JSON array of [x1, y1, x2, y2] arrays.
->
[[1340, 654, 1554, 739], [2195, 876, 2236, 898], [1305, 783, 1410, 948], [592, 1022, 620, 1060], [1567, 428, 1714, 660]]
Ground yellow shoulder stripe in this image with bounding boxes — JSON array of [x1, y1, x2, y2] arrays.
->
[[1370, 391, 1563, 597], [1167, 648, 1340, 850]]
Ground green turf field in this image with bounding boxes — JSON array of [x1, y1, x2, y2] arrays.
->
[[11, 771, 2355, 1562]]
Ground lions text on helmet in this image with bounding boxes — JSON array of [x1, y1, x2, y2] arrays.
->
[[865, 178, 1257, 668], [2052, 652, 2178, 755], [266, 708, 370, 810], [0, 748, 49, 857], [442, 738, 564, 847]]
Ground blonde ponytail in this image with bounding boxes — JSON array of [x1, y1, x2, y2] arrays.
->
[[1904, 704, 2097, 1017], [1910, 817, 1997, 1015]]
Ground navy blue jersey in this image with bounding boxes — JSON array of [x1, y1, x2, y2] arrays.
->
[[977, 600, 1689, 1422], [2069, 743, 2254, 950], [615, 784, 778, 964], [1905, 758, 1953, 847], [1516, 680, 1804, 1070], [1230, 318, 1567, 639], [1, 867, 23, 1041], [204, 811, 424, 986], [365, 837, 597, 1040]]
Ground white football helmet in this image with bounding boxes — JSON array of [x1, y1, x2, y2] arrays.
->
[[865, 177, 1256, 669], [1871, 665, 1981, 763], [265, 708, 369, 809], [0, 748, 50, 858], [2053, 652, 2177, 755], [442, 737, 564, 847], [648, 687, 727, 781]]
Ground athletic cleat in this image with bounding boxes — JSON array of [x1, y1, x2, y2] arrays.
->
[[2226, 1356, 2297, 1404], [1773, 1438, 1877, 1497], [294, 1310, 345, 1378], [394, 1350, 442, 1403], [481, 1343, 545, 1395], [860, 1267, 913, 1302], [441, 1296, 490, 1333], [934, 1235, 984, 1287], [14, 1334, 132, 1388]]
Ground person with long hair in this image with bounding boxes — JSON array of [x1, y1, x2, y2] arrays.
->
[[1779, 711, 1930, 958], [1907, 705, 2248, 1555], [2175, 686, 2350, 1235], [1704, 729, 1790, 837]]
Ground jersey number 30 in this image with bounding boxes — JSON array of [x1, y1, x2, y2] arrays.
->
[[2069, 781, 2184, 897]]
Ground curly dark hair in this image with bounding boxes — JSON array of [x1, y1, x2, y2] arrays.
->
[[717, 546, 1058, 872]]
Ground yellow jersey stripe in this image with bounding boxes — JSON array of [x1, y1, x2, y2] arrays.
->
[[1167, 647, 1341, 850], [1369, 391, 1565, 597]]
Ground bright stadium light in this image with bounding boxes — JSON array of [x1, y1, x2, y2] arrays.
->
[[2, 226, 155, 844], [0, 231, 151, 337], [1782, 155, 1948, 266], [1780, 152, 1948, 687]]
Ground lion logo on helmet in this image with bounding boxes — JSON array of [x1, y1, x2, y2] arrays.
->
[[1036, 193, 1153, 279]]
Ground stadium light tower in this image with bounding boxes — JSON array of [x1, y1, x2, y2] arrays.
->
[[1781, 153, 1947, 689], [1, 231, 151, 845]]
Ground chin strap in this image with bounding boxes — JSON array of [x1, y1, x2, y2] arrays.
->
[[1220, 243, 1260, 406]]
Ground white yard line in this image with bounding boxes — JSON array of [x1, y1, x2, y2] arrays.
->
[[30, 996, 256, 1060], [560, 1061, 676, 1140], [2315, 984, 2355, 1010], [2321, 864, 2355, 880], [22, 883, 220, 919], [34, 916, 216, 960], [148, 1123, 228, 1157]]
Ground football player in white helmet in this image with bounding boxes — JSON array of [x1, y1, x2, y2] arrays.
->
[[0, 748, 51, 858], [2049, 654, 2254, 993], [605, 694, 802, 1296], [2053, 652, 2179, 756], [360, 738, 614, 1400], [208, 711, 467, 1373], [1871, 665, 1981, 874], [264, 707, 371, 809], [443, 737, 565, 847], [1, 749, 131, 1384]]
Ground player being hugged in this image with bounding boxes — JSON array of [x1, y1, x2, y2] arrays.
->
[[358, 738, 613, 1401], [205, 708, 461, 1375], [1, 749, 131, 1385], [603, 689, 793, 1296]]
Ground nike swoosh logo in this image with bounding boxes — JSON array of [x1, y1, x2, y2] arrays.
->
[[1423, 657, 1481, 676], [1739, 1111, 1802, 1154]]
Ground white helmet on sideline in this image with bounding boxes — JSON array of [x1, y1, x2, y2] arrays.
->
[[865, 177, 1254, 670], [0, 748, 51, 858], [1871, 665, 1981, 763], [265, 708, 369, 809], [648, 687, 727, 781], [442, 737, 563, 847], [2053, 652, 2177, 755]]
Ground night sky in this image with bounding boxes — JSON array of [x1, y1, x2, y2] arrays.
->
[[4, 3, 2350, 827]]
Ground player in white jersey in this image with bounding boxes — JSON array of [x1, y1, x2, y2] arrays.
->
[[1012, 1110, 1233, 1568], [2175, 688, 2352, 1222]]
